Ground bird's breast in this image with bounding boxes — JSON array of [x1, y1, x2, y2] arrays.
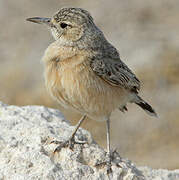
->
[[44, 52, 130, 121]]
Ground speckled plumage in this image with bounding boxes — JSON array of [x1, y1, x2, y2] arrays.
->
[[27, 7, 157, 173], [36, 7, 156, 118]]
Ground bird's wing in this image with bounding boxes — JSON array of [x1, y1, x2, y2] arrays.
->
[[90, 57, 140, 93]]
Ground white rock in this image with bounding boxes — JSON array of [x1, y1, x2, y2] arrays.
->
[[139, 167, 179, 180], [0, 101, 178, 180]]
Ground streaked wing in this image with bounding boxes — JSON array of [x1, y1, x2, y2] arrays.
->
[[90, 57, 140, 93]]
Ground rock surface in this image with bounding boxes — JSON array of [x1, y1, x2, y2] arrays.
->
[[0, 102, 178, 180]]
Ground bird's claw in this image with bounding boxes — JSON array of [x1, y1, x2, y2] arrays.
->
[[106, 152, 112, 174], [95, 153, 112, 174], [51, 137, 86, 152], [95, 150, 120, 174]]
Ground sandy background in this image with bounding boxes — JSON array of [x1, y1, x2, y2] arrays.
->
[[0, 0, 179, 169]]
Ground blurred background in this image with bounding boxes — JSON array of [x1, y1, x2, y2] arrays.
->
[[0, 0, 179, 169]]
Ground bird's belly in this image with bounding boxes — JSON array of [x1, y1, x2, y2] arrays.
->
[[45, 62, 130, 121]]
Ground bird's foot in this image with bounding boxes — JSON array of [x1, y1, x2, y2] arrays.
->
[[95, 149, 121, 174], [95, 152, 112, 174], [106, 152, 112, 174], [51, 137, 86, 152]]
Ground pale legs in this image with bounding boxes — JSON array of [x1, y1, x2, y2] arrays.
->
[[53, 114, 87, 152], [53, 114, 113, 173], [106, 117, 112, 174]]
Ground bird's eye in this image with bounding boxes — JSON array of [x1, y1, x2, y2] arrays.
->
[[60, 23, 68, 29]]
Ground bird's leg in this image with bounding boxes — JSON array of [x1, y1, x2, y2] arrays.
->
[[52, 114, 87, 152], [106, 117, 112, 174], [95, 117, 113, 174]]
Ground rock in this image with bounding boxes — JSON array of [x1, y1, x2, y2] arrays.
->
[[0, 101, 178, 180], [139, 167, 179, 180]]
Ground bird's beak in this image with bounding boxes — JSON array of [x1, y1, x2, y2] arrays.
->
[[26, 17, 51, 26]]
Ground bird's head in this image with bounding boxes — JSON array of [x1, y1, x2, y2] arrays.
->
[[27, 8, 97, 44]]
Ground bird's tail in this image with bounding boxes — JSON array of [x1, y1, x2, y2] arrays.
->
[[135, 96, 157, 117]]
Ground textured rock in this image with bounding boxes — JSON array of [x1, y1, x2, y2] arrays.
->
[[139, 167, 179, 180], [0, 102, 178, 180]]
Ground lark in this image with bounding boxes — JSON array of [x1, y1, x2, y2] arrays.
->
[[27, 7, 157, 173]]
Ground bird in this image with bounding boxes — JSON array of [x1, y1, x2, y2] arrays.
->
[[27, 7, 157, 173]]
